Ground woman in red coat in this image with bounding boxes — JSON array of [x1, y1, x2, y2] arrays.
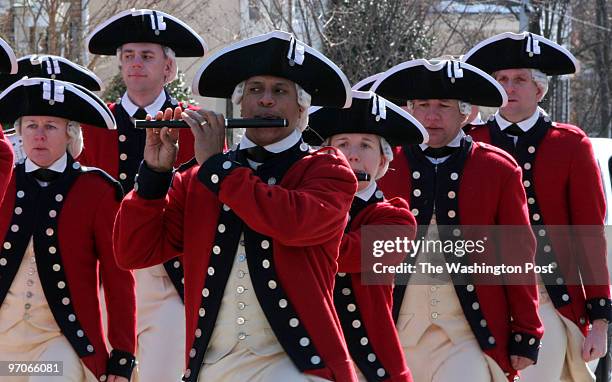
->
[[305, 86, 428, 382], [0, 78, 136, 382]]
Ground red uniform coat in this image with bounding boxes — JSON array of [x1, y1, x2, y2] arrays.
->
[[0, 159, 137, 380], [0, 129, 12, 201], [114, 143, 359, 382], [468, 117, 612, 330], [378, 138, 543, 381], [335, 192, 414, 382]]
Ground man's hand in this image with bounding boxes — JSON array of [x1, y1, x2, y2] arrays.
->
[[107, 375, 128, 382], [143, 107, 182, 172], [182, 109, 225, 165], [510, 355, 535, 371], [583, 319, 608, 362]]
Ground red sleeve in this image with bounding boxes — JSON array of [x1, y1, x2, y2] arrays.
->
[[113, 170, 188, 270], [496, 164, 543, 339], [216, 152, 357, 247], [0, 130, 13, 202], [338, 198, 416, 273], [96, 186, 136, 354], [568, 136, 611, 301]]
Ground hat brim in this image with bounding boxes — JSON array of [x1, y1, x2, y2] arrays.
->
[[87, 9, 207, 57], [0, 38, 17, 74], [352, 73, 383, 91], [462, 32, 579, 75], [304, 90, 428, 146], [192, 30, 351, 108], [0, 78, 116, 129], [371, 59, 507, 107]]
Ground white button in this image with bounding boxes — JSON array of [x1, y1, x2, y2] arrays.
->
[[551, 262, 557, 268], [217, 224, 226, 233], [173, 261, 180, 269], [529, 338, 536, 345], [488, 336, 495, 344], [515, 334, 522, 342], [528, 146, 536, 154], [453, 228, 461, 237], [49, 246, 57, 254], [236, 317, 245, 325], [14, 207, 23, 215], [360, 337, 369, 346], [347, 304, 356, 312], [55, 194, 63, 202], [412, 171, 420, 179], [472, 302, 480, 310], [538, 229, 546, 237], [120, 153, 127, 161], [532, 214, 540, 221], [279, 299, 288, 308], [262, 259, 270, 268], [49, 210, 57, 218], [431, 312, 439, 319], [68, 314, 76, 321], [413, 189, 421, 197], [375, 190, 384, 199], [528, 198, 535, 205], [238, 302, 246, 310], [53, 264, 61, 271], [311, 355, 321, 365], [342, 288, 351, 296], [119, 357, 128, 365], [450, 172, 459, 180], [337, 272, 346, 277], [0, 258, 6, 266], [87, 345, 94, 353], [601, 299, 607, 306], [195, 328, 202, 337], [430, 286, 437, 292], [261, 240, 270, 249], [238, 332, 246, 340], [119, 135, 126, 142], [448, 191, 456, 199], [352, 320, 361, 328], [267, 177, 277, 185], [212, 246, 221, 255], [523, 180, 531, 187], [268, 280, 277, 289], [211, 174, 219, 183], [480, 319, 487, 327], [46, 228, 54, 236], [199, 308, 206, 317], [448, 210, 456, 218], [3, 242, 11, 250], [466, 284, 474, 292], [289, 318, 299, 327], [544, 245, 551, 252], [222, 204, 231, 211], [300, 337, 310, 346], [367, 353, 376, 362], [222, 161, 232, 170], [58, 281, 66, 289], [62, 297, 70, 305], [238, 270, 246, 278], [556, 277, 564, 285], [300, 143, 309, 152], [10, 224, 18, 232], [524, 162, 531, 170], [77, 329, 84, 337], [411, 208, 419, 216], [237, 286, 245, 294], [208, 267, 215, 276], [119, 173, 127, 180], [100, 375, 107, 382], [17, 190, 25, 198]]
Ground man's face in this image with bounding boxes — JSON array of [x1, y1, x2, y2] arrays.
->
[[119, 43, 171, 94], [410, 99, 466, 148], [494, 68, 542, 123], [21, 115, 70, 167], [330, 133, 385, 191], [240, 75, 302, 146]]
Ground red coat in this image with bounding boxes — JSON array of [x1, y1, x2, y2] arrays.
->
[[114, 144, 359, 381], [336, 194, 414, 382], [0, 159, 137, 380], [0, 129, 12, 201], [468, 118, 612, 331], [378, 138, 543, 380]]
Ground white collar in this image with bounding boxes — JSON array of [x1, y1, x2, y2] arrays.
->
[[419, 130, 464, 152], [121, 89, 167, 117], [495, 107, 545, 132], [239, 129, 302, 154], [25, 153, 68, 173], [355, 181, 377, 201]]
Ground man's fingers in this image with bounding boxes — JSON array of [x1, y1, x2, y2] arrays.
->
[[155, 110, 164, 120], [163, 107, 173, 120], [173, 106, 183, 120]]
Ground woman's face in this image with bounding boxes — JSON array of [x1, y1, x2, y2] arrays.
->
[[329, 133, 386, 191]]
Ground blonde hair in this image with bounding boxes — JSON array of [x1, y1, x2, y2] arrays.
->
[[15, 117, 83, 158], [231, 80, 312, 131]]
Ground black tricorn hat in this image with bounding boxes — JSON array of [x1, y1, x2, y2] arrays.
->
[[371, 59, 507, 107], [192, 30, 352, 108], [0, 55, 103, 91], [304, 90, 428, 146], [0, 37, 17, 74], [462, 32, 579, 75], [0, 78, 115, 129], [87, 9, 207, 57]]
